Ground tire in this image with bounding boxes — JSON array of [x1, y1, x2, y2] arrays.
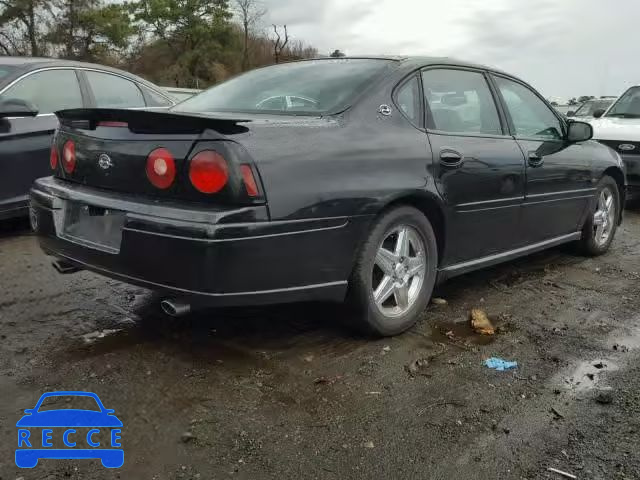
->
[[346, 206, 438, 337], [577, 176, 620, 256]]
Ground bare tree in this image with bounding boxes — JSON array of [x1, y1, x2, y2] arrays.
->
[[234, 0, 265, 70], [271, 24, 288, 64]]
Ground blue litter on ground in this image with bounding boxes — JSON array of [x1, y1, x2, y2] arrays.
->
[[485, 357, 518, 371]]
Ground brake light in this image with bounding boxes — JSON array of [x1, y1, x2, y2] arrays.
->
[[146, 148, 176, 189], [50, 145, 58, 170], [62, 140, 76, 174], [189, 151, 228, 194], [240, 164, 259, 197], [98, 121, 128, 128]]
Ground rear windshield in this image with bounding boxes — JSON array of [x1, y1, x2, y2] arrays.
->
[[172, 59, 394, 116], [574, 99, 612, 117]]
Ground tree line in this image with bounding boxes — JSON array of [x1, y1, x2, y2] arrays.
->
[[0, 0, 320, 87]]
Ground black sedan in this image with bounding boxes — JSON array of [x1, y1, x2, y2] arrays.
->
[[30, 57, 626, 336], [0, 57, 174, 220]]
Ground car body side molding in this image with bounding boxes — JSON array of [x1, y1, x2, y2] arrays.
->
[[437, 231, 581, 282]]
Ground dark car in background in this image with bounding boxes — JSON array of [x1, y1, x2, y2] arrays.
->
[[0, 57, 174, 220], [31, 57, 625, 336], [567, 98, 615, 120]]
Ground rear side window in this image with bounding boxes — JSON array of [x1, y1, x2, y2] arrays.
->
[[421, 69, 502, 135], [85, 71, 145, 108], [494, 76, 563, 140], [395, 76, 421, 126], [2, 69, 82, 114], [142, 86, 173, 107]]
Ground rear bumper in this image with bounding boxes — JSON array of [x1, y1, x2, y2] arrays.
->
[[31, 177, 370, 306]]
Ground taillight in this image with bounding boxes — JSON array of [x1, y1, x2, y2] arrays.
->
[[146, 148, 176, 189], [62, 140, 76, 174], [189, 150, 228, 194], [240, 164, 259, 197], [97, 121, 128, 128], [50, 145, 58, 170]]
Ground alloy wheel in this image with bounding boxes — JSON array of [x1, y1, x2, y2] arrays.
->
[[593, 187, 616, 247], [371, 225, 427, 318]]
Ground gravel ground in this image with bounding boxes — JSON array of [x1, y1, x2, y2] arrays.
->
[[1, 210, 639, 479]]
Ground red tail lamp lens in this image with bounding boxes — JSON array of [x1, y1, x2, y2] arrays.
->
[[97, 121, 128, 128], [50, 145, 58, 170], [189, 151, 228, 194], [240, 164, 259, 197], [62, 140, 76, 173], [146, 148, 176, 189]]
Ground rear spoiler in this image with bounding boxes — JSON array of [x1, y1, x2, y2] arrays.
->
[[55, 108, 251, 135]]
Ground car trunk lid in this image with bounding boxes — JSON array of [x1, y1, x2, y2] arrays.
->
[[52, 108, 262, 206]]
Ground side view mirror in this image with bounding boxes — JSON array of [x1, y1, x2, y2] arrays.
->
[[592, 108, 606, 119], [567, 120, 593, 143], [0, 98, 38, 118], [105, 409, 115, 414], [23, 409, 34, 415], [566, 110, 575, 117]]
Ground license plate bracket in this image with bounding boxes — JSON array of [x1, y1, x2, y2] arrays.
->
[[60, 202, 126, 254]]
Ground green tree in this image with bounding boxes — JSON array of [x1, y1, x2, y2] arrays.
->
[[45, 0, 135, 62], [329, 49, 345, 58], [130, 0, 235, 86], [0, 0, 51, 55]]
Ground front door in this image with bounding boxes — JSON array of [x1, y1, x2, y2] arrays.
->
[[0, 69, 84, 217], [421, 68, 526, 266], [492, 75, 594, 243]]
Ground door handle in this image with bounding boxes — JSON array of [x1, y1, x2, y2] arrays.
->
[[440, 149, 464, 168], [528, 151, 544, 167]]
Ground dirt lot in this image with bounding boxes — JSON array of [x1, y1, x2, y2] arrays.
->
[[1, 210, 639, 480]]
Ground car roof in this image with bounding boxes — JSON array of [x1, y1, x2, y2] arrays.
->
[[0, 56, 168, 94], [299, 55, 511, 76]]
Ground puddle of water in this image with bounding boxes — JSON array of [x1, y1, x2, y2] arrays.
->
[[430, 320, 496, 346], [556, 320, 640, 393], [562, 359, 620, 392]]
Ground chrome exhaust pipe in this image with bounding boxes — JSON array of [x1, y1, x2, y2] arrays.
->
[[160, 299, 191, 317], [52, 259, 82, 274]]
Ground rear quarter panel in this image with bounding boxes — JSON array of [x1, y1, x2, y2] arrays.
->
[[227, 81, 435, 221]]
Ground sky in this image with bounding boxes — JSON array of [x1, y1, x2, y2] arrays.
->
[[256, 0, 640, 103]]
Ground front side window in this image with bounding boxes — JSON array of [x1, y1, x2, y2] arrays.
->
[[605, 87, 640, 119], [85, 71, 145, 108], [494, 76, 563, 140], [395, 76, 421, 126], [1, 69, 82, 114], [173, 59, 394, 115], [421, 69, 502, 135]]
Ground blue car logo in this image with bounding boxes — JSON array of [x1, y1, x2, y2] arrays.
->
[[16, 391, 123, 468]]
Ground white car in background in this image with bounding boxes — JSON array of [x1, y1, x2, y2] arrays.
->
[[589, 86, 640, 199]]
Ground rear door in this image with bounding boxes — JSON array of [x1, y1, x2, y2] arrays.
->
[[421, 67, 526, 265], [0, 69, 84, 216], [491, 74, 594, 243]]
